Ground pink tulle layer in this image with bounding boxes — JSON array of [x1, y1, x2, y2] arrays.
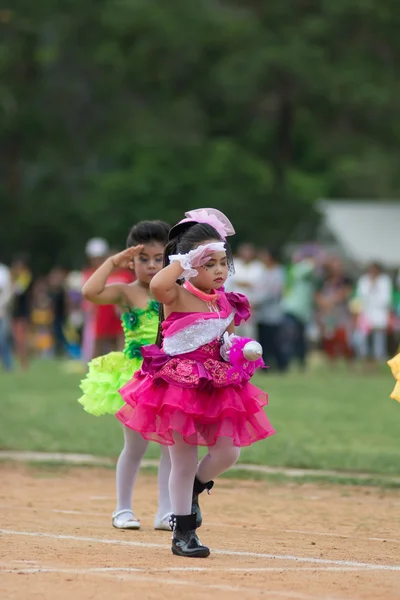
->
[[116, 342, 275, 447]]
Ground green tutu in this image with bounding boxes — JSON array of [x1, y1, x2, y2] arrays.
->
[[78, 352, 141, 416]]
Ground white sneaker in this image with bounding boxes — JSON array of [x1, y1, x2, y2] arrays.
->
[[112, 509, 141, 530], [154, 512, 172, 531]]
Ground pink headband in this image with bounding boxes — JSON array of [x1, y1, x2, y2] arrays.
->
[[176, 208, 235, 240]]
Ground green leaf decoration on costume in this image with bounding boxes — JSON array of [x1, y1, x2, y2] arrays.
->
[[149, 299, 160, 314], [122, 309, 139, 330], [125, 340, 144, 359]]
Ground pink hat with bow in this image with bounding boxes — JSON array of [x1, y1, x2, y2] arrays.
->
[[168, 208, 235, 241]]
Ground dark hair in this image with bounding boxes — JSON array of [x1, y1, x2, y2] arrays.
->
[[261, 247, 281, 264], [369, 261, 383, 273], [163, 223, 223, 268], [126, 220, 170, 248], [155, 222, 225, 346]]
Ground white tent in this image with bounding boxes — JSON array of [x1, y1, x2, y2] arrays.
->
[[318, 201, 400, 268]]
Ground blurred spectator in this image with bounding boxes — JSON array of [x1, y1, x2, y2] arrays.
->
[[253, 249, 287, 373], [95, 248, 134, 355], [281, 253, 319, 371], [48, 267, 68, 357], [315, 258, 354, 366], [82, 238, 109, 361], [81, 238, 135, 361], [11, 256, 33, 370], [31, 277, 54, 357], [225, 243, 266, 338], [354, 262, 392, 367], [65, 271, 84, 357], [390, 268, 400, 353], [0, 262, 13, 371]]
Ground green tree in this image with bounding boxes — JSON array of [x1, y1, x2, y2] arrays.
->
[[1, 0, 400, 271]]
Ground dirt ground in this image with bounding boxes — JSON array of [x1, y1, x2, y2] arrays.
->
[[0, 464, 399, 600]]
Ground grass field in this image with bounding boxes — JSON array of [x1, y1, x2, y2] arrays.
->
[[1, 359, 399, 475]]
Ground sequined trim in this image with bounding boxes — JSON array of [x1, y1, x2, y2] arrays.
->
[[151, 353, 244, 389], [156, 358, 199, 387], [204, 359, 241, 386], [163, 314, 233, 356], [202, 342, 218, 355]]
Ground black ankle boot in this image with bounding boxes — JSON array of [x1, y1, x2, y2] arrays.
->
[[192, 477, 214, 528], [170, 514, 210, 558]]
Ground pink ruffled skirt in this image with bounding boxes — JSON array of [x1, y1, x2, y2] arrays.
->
[[116, 341, 275, 447]]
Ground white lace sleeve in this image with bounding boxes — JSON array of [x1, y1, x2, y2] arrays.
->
[[169, 242, 226, 281], [168, 253, 198, 281]]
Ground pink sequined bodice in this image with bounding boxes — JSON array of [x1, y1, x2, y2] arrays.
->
[[161, 291, 250, 357]]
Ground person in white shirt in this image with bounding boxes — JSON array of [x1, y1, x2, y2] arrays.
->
[[355, 262, 392, 365], [224, 243, 266, 338], [252, 249, 287, 372], [0, 263, 13, 371]]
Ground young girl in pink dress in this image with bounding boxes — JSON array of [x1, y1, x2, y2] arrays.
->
[[117, 209, 275, 558]]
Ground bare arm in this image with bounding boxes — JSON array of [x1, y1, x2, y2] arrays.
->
[[0, 269, 12, 309], [226, 320, 235, 335], [82, 246, 142, 306], [151, 243, 224, 306], [82, 259, 126, 305], [150, 262, 184, 305]]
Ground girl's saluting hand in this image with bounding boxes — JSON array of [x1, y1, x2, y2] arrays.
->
[[111, 245, 144, 270]]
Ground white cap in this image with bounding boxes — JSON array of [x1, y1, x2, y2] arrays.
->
[[65, 271, 83, 291], [85, 238, 109, 258]]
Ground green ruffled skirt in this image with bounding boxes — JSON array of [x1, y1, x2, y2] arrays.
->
[[78, 352, 140, 416]]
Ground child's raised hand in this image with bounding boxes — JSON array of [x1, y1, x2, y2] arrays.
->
[[111, 245, 144, 270], [169, 241, 226, 281], [189, 242, 226, 267]]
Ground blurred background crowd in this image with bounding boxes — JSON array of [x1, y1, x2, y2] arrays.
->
[[2, 4, 400, 375], [1, 237, 398, 374]]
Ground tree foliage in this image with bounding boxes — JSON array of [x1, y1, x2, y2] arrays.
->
[[2, 1, 400, 270]]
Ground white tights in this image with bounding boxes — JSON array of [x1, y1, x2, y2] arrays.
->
[[168, 433, 240, 515], [115, 426, 171, 519]]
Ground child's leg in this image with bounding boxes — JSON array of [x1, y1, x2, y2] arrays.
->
[[156, 445, 172, 520], [168, 432, 198, 514], [357, 329, 369, 359], [168, 433, 209, 558], [197, 436, 240, 483], [372, 328, 387, 362], [191, 437, 240, 529], [115, 426, 148, 520], [295, 319, 307, 370]]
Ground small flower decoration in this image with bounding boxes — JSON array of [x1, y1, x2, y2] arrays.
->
[[176, 362, 193, 377], [126, 340, 144, 359], [149, 299, 160, 314], [122, 309, 139, 331]]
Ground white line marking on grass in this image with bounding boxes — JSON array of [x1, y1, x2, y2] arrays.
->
[[157, 566, 384, 573], [1, 529, 400, 572], [0, 564, 349, 599], [0, 504, 111, 517], [0, 562, 381, 574], [1, 504, 399, 545], [207, 522, 400, 544], [53, 509, 89, 515], [2, 450, 400, 486]]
